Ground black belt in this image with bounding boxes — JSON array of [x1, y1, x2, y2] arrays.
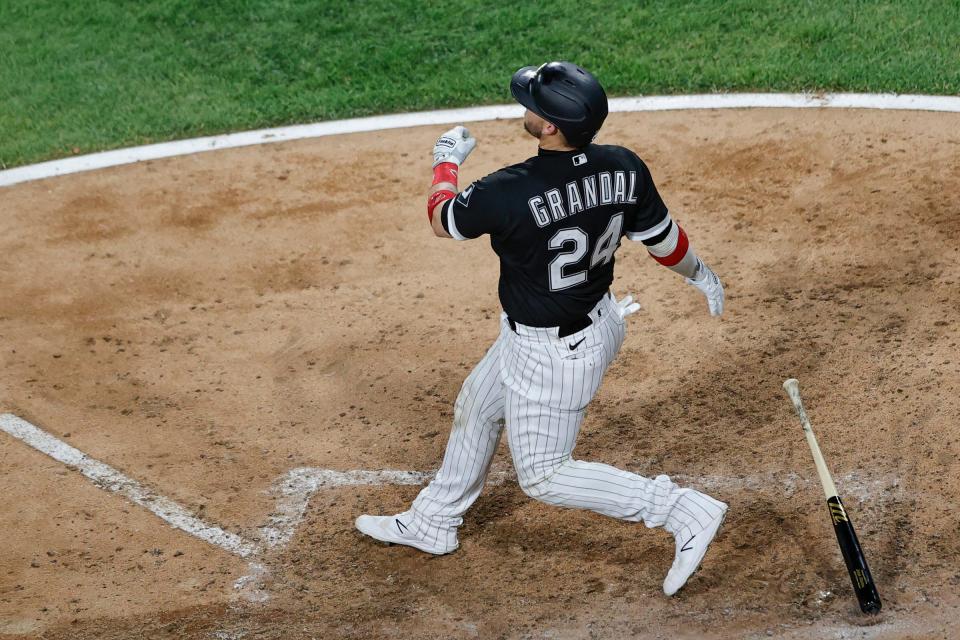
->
[[508, 314, 593, 338]]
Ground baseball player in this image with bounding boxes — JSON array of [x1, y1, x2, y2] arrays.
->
[[356, 61, 727, 596]]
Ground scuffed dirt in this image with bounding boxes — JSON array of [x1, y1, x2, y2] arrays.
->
[[1, 108, 958, 639]]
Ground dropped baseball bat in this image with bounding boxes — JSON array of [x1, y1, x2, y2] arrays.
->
[[782, 378, 882, 615]]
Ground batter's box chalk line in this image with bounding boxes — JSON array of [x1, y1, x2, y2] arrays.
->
[[0, 413, 257, 556], [1, 413, 907, 601]]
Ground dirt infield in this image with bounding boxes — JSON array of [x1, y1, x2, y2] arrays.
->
[[1, 107, 958, 639]]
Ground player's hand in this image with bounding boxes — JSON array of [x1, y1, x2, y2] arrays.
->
[[686, 259, 724, 316], [433, 125, 477, 167], [614, 294, 641, 320]]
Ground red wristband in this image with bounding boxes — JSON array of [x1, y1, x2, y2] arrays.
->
[[427, 189, 456, 222], [650, 226, 690, 266], [432, 162, 459, 186]]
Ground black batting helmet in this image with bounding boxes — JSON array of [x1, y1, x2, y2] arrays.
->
[[510, 61, 608, 148]]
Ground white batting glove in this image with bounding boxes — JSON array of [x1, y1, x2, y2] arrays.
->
[[686, 259, 725, 317], [614, 294, 641, 320], [433, 125, 477, 167]]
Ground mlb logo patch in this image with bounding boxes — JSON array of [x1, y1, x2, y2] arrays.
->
[[572, 154, 588, 166]]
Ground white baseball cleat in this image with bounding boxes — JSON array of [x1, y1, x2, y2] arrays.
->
[[663, 500, 728, 596], [355, 512, 458, 555]]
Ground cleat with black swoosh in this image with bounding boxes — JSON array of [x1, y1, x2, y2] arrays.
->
[[663, 492, 728, 596], [355, 512, 458, 555]]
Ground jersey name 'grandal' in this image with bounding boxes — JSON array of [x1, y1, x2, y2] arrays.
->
[[528, 170, 639, 227]]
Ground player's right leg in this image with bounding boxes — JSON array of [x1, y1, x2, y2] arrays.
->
[[355, 325, 508, 554], [504, 390, 727, 594], [501, 294, 727, 594]]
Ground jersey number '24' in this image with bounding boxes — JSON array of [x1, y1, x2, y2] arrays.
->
[[547, 213, 624, 291]]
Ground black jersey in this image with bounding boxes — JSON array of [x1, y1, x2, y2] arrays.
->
[[441, 144, 669, 327]]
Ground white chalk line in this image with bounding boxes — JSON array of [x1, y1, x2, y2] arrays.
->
[[2, 92, 960, 188], [258, 468, 430, 549], [748, 615, 951, 640], [0, 413, 258, 558]]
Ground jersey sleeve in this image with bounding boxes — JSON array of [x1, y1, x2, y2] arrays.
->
[[441, 172, 510, 241], [623, 155, 671, 243]]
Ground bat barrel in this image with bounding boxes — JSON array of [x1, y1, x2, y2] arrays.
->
[[828, 496, 883, 614], [783, 379, 882, 615]]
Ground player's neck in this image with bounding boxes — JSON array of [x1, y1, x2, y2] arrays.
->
[[538, 134, 576, 153], [538, 141, 577, 152]]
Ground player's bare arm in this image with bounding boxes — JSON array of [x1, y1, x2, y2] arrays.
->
[[426, 126, 476, 238]]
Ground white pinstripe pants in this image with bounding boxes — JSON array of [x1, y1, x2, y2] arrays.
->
[[408, 293, 720, 550]]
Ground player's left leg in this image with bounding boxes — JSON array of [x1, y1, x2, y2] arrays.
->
[[356, 322, 509, 554], [405, 326, 508, 543]]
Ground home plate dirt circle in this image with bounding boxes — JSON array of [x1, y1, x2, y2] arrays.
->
[[1, 106, 958, 639]]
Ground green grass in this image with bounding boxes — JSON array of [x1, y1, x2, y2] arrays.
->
[[2, 0, 959, 168]]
